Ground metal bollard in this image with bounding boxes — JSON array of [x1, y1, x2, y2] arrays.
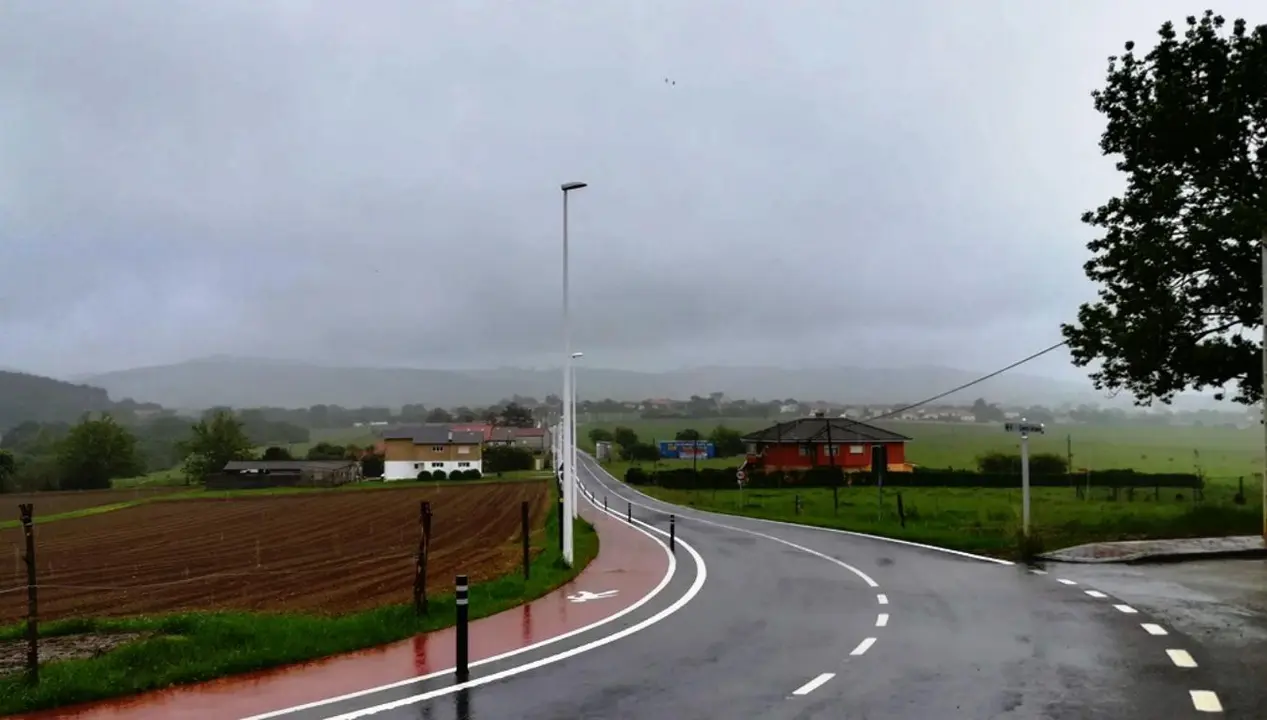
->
[[670, 514, 676, 552], [604, 495, 608, 511], [455, 575, 470, 682], [627, 501, 632, 522]]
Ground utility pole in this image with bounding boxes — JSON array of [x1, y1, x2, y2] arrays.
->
[[1261, 229, 1267, 540], [1005, 418, 1045, 537]]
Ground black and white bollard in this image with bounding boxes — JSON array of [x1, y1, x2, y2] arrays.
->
[[456, 574, 469, 683], [604, 495, 608, 511], [627, 501, 632, 523], [670, 514, 676, 553]]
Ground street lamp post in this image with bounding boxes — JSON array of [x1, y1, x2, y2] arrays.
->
[[560, 181, 587, 565], [571, 352, 584, 519]]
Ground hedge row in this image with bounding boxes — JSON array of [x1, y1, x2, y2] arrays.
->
[[417, 469, 483, 481], [624, 466, 1203, 490]]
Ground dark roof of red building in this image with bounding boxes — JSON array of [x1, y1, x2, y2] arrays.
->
[[742, 417, 910, 444]]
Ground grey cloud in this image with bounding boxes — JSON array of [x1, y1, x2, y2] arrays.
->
[[2, 0, 1258, 385]]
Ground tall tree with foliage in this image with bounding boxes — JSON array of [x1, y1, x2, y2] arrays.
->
[[180, 410, 256, 484], [57, 414, 144, 490], [1061, 11, 1267, 404], [0, 449, 15, 492]]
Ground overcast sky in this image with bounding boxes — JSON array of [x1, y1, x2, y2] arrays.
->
[[2, 1, 1259, 382]]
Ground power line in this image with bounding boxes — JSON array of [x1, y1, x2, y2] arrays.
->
[[865, 340, 1070, 423]]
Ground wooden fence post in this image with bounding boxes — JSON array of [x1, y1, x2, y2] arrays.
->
[[414, 501, 433, 615], [19, 503, 38, 683]]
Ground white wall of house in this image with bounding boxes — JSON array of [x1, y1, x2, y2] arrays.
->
[[384, 459, 484, 480]]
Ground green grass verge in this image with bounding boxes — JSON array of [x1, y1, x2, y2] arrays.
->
[[0, 490, 597, 715], [0, 501, 156, 531], [637, 483, 1262, 560]]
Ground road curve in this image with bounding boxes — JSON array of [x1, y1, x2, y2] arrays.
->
[[351, 456, 1235, 719]]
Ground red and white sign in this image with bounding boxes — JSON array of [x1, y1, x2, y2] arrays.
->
[[736, 470, 746, 481]]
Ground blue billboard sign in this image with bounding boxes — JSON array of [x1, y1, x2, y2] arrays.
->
[[658, 440, 715, 460]]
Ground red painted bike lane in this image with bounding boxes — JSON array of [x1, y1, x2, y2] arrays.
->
[[10, 501, 668, 720]]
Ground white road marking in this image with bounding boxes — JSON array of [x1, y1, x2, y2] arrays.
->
[[583, 453, 1011, 565], [319, 489, 710, 720], [1113, 604, 1138, 614], [1141, 623, 1168, 636], [246, 486, 693, 720], [877, 593, 889, 605], [876, 613, 889, 627], [1189, 690, 1223, 712], [791, 673, 835, 696], [566, 589, 619, 603], [580, 462, 883, 590], [1057, 578, 1077, 586], [1085, 590, 1108, 599], [1166, 649, 1198, 668], [850, 637, 877, 656], [1028, 568, 1048, 575]]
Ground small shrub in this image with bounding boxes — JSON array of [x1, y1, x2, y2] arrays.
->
[[432, 469, 448, 481], [466, 469, 482, 480], [416, 470, 432, 481]]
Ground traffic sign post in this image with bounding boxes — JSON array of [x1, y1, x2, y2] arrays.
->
[[736, 469, 747, 507], [1004, 419, 1046, 536]]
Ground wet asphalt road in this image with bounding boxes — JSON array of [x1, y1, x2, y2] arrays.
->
[[353, 457, 1242, 719], [1049, 558, 1267, 717]]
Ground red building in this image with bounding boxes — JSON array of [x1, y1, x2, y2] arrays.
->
[[742, 416, 912, 472]]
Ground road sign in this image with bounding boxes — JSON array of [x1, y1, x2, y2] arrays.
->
[[1004, 422, 1046, 435], [736, 470, 746, 481], [566, 589, 618, 604]]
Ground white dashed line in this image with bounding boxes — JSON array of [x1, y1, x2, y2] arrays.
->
[[1057, 578, 1077, 585], [791, 672, 835, 696], [1029, 568, 1048, 575], [850, 637, 877, 656], [1141, 623, 1168, 636], [1166, 649, 1198, 668], [1085, 590, 1108, 599], [875, 613, 889, 627], [1189, 690, 1223, 712], [876, 593, 888, 605], [1113, 604, 1138, 614]]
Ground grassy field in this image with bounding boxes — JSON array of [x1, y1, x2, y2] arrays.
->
[[586, 415, 1265, 556], [633, 480, 1261, 560], [584, 417, 1265, 479], [0, 480, 596, 715]]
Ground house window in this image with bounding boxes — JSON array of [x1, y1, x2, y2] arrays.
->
[[431, 446, 445, 452], [431, 462, 444, 468], [458, 446, 470, 455], [849, 445, 864, 454], [799, 445, 811, 457], [458, 461, 471, 468], [826, 444, 839, 456], [414, 463, 422, 470]]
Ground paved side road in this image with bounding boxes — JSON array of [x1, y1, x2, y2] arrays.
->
[[1051, 558, 1267, 716], [360, 456, 1238, 719]]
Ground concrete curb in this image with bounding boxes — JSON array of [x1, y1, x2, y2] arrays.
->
[[1040, 536, 1267, 565]]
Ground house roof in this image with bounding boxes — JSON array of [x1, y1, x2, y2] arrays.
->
[[491, 426, 546, 440], [741, 417, 910, 444], [222, 460, 357, 472], [380, 425, 483, 445]]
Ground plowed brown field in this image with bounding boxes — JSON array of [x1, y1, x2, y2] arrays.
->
[[0, 481, 550, 623], [2, 487, 180, 519]]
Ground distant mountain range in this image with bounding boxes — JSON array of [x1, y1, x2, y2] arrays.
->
[[66, 355, 1199, 411], [0, 370, 122, 430]]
